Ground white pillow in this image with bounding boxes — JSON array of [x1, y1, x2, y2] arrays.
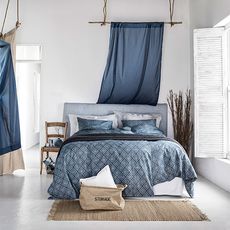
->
[[68, 114, 118, 136], [80, 165, 116, 188], [114, 111, 162, 128]]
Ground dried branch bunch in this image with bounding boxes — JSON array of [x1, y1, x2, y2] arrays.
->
[[167, 90, 193, 159]]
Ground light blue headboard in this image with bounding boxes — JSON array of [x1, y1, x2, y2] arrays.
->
[[63, 103, 168, 137]]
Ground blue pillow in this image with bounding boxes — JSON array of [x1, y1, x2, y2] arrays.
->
[[77, 117, 113, 131], [121, 119, 165, 136], [132, 124, 165, 136], [121, 119, 157, 128]]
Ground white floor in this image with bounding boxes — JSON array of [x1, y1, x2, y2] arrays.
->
[[0, 146, 230, 230]]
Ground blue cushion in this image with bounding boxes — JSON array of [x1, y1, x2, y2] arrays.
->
[[121, 119, 156, 128], [77, 117, 113, 131], [132, 124, 164, 136], [122, 119, 165, 136]]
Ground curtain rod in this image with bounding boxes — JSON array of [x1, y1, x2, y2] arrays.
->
[[88, 21, 182, 26]]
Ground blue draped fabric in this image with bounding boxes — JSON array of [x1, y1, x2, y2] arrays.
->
[[0, 40, 21, 155], [98, 22, 164, 106]]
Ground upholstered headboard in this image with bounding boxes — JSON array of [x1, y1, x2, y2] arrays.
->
[[63, 103, 168, 137]]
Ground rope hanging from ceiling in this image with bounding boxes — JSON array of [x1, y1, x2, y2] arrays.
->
[[89, 0, 182, 27], [169, 0, 176, 27], [0, 0, 21, 38], [16, 0, 20, 27], [102, 0, 108, 26]]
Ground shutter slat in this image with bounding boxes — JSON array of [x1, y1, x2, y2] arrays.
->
[[194, 28, 227, 158]]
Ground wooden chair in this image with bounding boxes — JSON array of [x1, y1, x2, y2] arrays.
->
[[40, 121, 68, 174]]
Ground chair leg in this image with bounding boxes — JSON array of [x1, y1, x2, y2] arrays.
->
[[40, 149, 43, 175]]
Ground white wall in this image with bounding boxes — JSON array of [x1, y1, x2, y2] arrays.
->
[[2, 0, 191, 143], [190, 0, 230, 28], [190, 0, 230, 193]]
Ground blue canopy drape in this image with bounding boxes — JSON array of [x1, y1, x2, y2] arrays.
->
[[0, 40, 21, 155], [97, 22, 164, 106]]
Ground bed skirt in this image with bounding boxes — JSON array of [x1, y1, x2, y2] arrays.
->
[[0, 149, 25, 175]]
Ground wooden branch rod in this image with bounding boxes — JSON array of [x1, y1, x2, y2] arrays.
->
[[88, 21, 182, 26]]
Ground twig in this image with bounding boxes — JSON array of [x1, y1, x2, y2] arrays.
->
[[167, 89, 193, 160]]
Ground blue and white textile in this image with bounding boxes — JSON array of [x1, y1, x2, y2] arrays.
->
[[48, 130, 197, 199]]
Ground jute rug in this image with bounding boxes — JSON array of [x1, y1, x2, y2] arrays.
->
[[48, 200, 209, 221]]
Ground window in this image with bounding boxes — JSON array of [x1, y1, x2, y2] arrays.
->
[[194, 28, 228, 158], [16, 45, 42, 61], [227, 28, 230, 159]]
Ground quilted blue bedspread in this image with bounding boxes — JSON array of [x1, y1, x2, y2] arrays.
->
[[48, 131, 197, 199]]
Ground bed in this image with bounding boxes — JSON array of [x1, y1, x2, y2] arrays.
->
[[48, 103, 197, 199]]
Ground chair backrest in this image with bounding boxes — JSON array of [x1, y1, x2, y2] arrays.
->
[[45, 122, 68, 143]]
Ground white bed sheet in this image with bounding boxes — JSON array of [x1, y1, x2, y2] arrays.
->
[[153, 177, 189, 197]]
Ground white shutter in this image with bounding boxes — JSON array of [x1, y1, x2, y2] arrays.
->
[[194, 28, 227, 158]]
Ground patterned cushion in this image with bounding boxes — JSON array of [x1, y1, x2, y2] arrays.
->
[[132, 124, 165, 136], [77, 117, 113, 131], [114, 111, 162, 128], [122, 119, 156, 128], [69, 114, 118, 136]]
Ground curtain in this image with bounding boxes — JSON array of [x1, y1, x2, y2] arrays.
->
[[98, 22, 164, 106], [2, 29, 16, 66], [0, 30, 24, 175]]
